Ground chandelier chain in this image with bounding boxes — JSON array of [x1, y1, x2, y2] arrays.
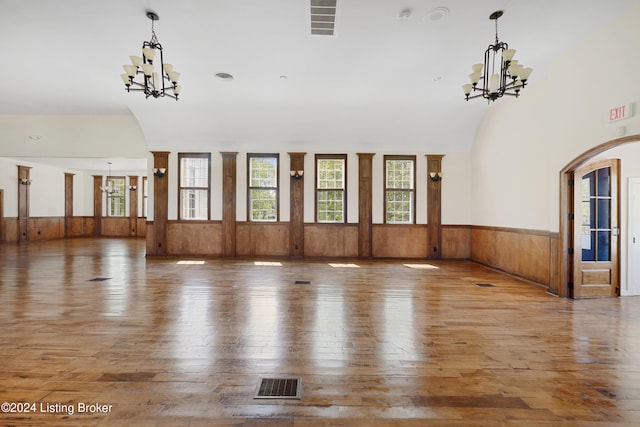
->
[[149, 19, 159, 46]]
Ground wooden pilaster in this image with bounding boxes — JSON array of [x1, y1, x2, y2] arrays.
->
[[151, 151, 170, 256], [129, 176, 138, 236], [93, 175, 103, 236], [221, 152, 238, 257], [288, 152, 306, 258], [426, 154, 444, 260], [64, 173, 74, 236], [17, 166, 31, 242], [357, 153, 374, 258]]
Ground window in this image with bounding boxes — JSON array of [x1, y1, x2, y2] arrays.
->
[[106, 177, 126, 217], [316, 154, 346, 223], [178, 153, 211, 220], [248, 154, 279, 221], [384, 155, 415, 224], [142, 176, 148, 217]]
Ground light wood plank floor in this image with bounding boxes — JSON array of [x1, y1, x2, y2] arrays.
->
[[1, 238, 639, 426]]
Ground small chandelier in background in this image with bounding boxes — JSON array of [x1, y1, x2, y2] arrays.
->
[[100, 162, 119, 195], [462, 11, 532, 102], [120, 11, 182, 100]]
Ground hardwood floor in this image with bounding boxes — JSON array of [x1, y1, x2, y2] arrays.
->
[[0, 238, 639, 426]]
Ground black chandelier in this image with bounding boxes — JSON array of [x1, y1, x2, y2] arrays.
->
[[120, 11, 182, 100], [462, 11, 532, 102]]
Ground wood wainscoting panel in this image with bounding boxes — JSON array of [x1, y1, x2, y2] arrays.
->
[[548, 234, 560, 294], [442, 225, 471, 259], [166, 221, 223, 256], [518, 232, 551, 286], [472, 226, 553, 288], [136, 218, 147, 238], [65, 217, 84, 237], [471, 227, 497, 267], [2, 218, 19, 243], [372, 224, 428, 258], [0, 190, 3, 242], [28, 217, 65, 241], [304, 223, 358, 258], [236, 222, 290, 257], [495, 230, 520, 275], [102, 217, 131, 237], [82, 217, 98, 236]]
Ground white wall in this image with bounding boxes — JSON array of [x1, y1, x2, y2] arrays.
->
[[471, 6, 640, 232], [0, 157, 19, 217], [0, 157, 89, 217], [442, 152, 471, 225]]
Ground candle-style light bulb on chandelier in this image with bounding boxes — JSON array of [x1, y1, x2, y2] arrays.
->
[[462, 11, 532, 102], [120, 11, 182, 100], [100, 162, 119, 195]]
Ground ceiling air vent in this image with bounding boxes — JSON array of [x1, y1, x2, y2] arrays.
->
[[310, 0, 337, 36]]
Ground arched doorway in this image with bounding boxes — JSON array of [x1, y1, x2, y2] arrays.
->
[[558, 134, 640, 298]]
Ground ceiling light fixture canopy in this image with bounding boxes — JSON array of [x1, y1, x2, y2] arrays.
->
[[120, 11, 182, 100], [462, 10, 532, 102]]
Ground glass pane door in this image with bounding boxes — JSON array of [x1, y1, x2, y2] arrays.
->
[[581, 168, 611, 262]]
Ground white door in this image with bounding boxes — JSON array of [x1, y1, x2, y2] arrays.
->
[[628, 178, 640, 295]]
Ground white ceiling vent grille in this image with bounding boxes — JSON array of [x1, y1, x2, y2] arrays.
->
[[310, 0, 337, 35]]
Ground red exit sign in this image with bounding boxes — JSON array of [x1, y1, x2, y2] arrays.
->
[[609, 103, 633, 122]]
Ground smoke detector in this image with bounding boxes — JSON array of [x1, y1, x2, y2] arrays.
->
[[399, 9, 411, 22]]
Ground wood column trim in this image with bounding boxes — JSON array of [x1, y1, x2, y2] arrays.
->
[[221, 152, 238, 257], [64, 173, 74, 237], [129, 176, 138, 237], [426, 154, 444, 260], [18, 166, 31, 242], [288, 152, 306, 258], [151, 152, 170, 255], [93, 175, 103, 237], [357, 153, 375, 258], [0, 189, 4, 243]]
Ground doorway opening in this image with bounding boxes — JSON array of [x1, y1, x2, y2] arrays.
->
[[559, 134, 640, 298]]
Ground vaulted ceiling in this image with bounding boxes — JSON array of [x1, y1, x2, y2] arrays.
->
[[1, 0, 637, 170]]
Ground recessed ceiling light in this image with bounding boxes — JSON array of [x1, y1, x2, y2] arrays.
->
[[427, 7, 449, 22], [214, 72, 234, 81], [279, 75, 288, 80]]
